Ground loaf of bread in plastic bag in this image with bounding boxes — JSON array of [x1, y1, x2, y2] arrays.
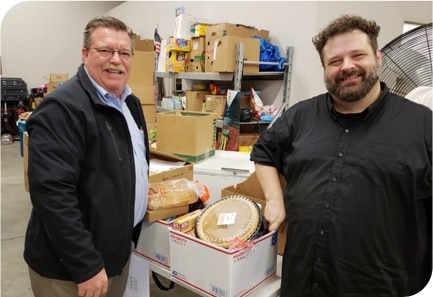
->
[[147, 178, 199, 210]]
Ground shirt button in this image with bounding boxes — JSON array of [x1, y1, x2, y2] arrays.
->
[[331, 177, 337, 182], [338, 152, 343, 157], [325, 203, 330, 208], [313, 282, 319, 287], [344, 129, 349, 133], [320, 230, 325, 236], [317, 257, 322, 262]]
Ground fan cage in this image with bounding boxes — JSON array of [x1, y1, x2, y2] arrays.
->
[[380, 23, 432, 97]]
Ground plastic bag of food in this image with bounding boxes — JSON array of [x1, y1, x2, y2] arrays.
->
[[147, 178, 209, 210]]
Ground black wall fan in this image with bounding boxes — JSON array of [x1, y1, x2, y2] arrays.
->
[[380, 23, 432, 97]]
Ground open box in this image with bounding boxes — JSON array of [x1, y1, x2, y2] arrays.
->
[[145, 148, 194, 222], [169, 229, 277, 297], [221, 172, 288, 255]]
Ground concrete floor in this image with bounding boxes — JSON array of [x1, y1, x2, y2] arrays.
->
[[1, 141, 199, 297]]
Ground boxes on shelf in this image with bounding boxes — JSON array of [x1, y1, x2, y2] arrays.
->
[[184, 90, 211, 111], [205, 36, 260, 73], [165, 51, 188, 73], [169, 229, 277, 297], [166, 37, 191, 52], [185, 51, 205, 72], [205, 95, 227, 119], [205, 22, 270, 40], [194, 23, 212, 37], [190, 36, 206, 52], [161, 97, 183, 110], [156, 110, 218, 163], [221, 172, 288, 255]]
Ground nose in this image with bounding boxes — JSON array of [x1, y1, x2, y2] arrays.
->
[[110, 51, 122, 63], [341, 57, 355, 71]]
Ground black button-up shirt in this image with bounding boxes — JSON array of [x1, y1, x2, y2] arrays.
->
[[251, 83, 432, 296]]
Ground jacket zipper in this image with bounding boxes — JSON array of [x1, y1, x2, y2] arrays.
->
[[105, 121, 122, 161]]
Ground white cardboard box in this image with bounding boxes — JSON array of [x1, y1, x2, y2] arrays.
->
[[136, 220, 172, 268], [169, 229, 277, 297]]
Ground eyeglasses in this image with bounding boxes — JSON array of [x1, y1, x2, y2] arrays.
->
[[91, 47, 133, 60]]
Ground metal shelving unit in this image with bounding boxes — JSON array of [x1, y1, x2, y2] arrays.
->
[[155, 43, 294, 129]]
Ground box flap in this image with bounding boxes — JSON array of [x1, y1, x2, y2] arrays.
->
[[150, 147, 188, 163]]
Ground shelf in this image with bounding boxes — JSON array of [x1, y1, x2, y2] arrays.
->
[[155, 71, 285, 81], [155, 71, 234, 81], [216, 119, 271, 129]]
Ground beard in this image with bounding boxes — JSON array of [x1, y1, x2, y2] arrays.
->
[[325, 61, 381, 102]]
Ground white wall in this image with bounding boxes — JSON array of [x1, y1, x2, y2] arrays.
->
[[1, 1, 124, 88], [1, 1, 431, 106]]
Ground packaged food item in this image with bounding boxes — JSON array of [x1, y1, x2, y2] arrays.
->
[[172, 209, 203, 233], [195, 194, 263, 248], [147, 178, 209, 210]]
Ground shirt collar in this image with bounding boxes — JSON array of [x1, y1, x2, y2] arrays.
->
[[84, 66, 132, 105]]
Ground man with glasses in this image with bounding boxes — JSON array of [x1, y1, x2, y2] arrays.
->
[[24, 16, 150, 297]]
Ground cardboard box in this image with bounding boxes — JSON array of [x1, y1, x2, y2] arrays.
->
[[238, 133, 260, 152], [165, 50, 187, 72], [184, 90, 210, 112], [129, 51, 155, 86], [156, 111, 218, 163], [130, 85, 155, 105], [221, 172, 288, 255], [169, 229, 277, 297], [141, 104, 156, 124], [205, 36, 260, 73], [205, 95, 227, 119], [191, 36, 206, 52], [185, 51, 205, 72], [145, 148, 194, 222], [165, 37, 191, 52], [149, 148, 193, 183], [134, 38, 154, 52], [206, 22, 269, 40], [136, 220, 173, 268], [49, 73, 68, 83]]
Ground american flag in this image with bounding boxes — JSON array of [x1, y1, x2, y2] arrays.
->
[[154, 28, 162, 54]]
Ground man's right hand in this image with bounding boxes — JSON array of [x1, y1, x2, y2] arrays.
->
[[263, 197, 286, 232], [77, 268, 108, 297]]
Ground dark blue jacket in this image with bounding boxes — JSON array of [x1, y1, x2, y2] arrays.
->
[[24, 64, 149, 283]]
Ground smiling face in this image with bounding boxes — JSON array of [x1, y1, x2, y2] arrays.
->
[[82, 26, 132, 97], [322, 30, 382, 103]]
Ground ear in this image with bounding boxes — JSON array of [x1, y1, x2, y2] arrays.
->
[[376, 48, 382, 65], [82, 47, 89, 62]]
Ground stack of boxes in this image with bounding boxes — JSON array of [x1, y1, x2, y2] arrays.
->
[[204, 22, 269, 73], [128, 36, 156, 134], [46, 73, 68, 94], [164, 37, 191, 72]]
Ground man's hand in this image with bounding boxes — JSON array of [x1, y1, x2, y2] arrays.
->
[[77, 268, 108, 297], [263, 197, 286, 232]]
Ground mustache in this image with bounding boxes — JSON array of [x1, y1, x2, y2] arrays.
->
[[104, 65, 126, 73], [337, 69, 365, 81]]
